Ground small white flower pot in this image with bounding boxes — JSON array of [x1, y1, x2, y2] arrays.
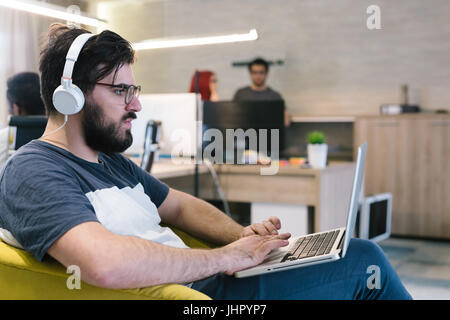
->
[[307, 144, 328, 169]]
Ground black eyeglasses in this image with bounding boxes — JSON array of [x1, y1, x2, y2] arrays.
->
[[95, 82, 141, 105]]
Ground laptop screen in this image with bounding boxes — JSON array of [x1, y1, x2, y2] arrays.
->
[[341, 142, 367, 258]]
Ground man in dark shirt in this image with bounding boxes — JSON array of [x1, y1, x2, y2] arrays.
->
[[234, 57, 290, 126], [234, 57, 282, 101]]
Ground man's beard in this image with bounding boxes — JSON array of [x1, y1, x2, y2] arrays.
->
[[82, 100, 135, 155]]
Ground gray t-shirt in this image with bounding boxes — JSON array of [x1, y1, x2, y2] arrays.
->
[[0, 140, 188, 262], [233, 86, 283, 101]]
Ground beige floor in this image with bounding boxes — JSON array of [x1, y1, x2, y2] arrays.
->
[[378, 237, 450, 300]]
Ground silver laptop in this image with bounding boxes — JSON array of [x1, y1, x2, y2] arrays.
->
[[235, 142, 367, 278]]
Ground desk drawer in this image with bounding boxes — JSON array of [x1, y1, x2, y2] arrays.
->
[[219, 174, 317, 205]]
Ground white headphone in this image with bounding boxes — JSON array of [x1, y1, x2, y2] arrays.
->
[[52, 33, 95, 115]]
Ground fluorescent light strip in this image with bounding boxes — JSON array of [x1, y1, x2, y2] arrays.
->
[[133, 29, 258, 50], [0, 0, 105, 27]]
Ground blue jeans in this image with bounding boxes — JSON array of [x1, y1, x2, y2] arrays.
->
[[191, 238, 412, 300]]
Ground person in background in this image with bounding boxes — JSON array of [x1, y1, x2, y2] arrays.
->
[[233, 57, 290, 126], [6, 72, 46, 116], [233, 57, 282, 101], [189, 70, 219, 101]]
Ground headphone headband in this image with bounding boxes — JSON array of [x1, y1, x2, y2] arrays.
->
[[62, 33, 95, 81]]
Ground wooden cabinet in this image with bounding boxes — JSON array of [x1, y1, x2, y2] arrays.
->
[[354, 114, 450, 239]]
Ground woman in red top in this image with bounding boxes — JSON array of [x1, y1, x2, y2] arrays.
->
[[189, 70, 219, 101]]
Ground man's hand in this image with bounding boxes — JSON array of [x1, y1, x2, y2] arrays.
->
[[240, 216, 283, 238], [220, 233, 291, 275]]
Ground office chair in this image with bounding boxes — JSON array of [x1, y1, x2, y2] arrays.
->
[[0, 226, 214, 299], [141, 120, 161, 173], [8, 116, 47, 150]]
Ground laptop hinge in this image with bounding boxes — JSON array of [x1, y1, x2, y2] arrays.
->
[[337, 230, 346, 257]]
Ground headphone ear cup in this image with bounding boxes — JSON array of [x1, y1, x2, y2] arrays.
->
[[71, 84, 85, 112], [52, 84, 85, 115]]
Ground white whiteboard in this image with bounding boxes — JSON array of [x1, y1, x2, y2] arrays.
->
[[126, 93, 201, 157]]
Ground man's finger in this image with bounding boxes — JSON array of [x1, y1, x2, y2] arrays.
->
[[268, 216, 281, 229], [260, 233, 291, 243], [251, 223, 271, 236], [278, 232, 291, 240], [262, 220, 278, 235], [261, 238, 290, 255]]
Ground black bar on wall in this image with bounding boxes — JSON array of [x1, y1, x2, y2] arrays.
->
[[232, 59, 285, 68]]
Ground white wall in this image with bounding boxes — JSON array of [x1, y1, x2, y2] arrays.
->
[[0, 8, 41, 126], [0, 0, 89, 126], [91, 0, 450, 117]]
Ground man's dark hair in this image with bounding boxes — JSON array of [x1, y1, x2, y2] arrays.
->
[[39, 23, 135, 116], [6, 72, 46, 115], [248, 57, 269, 73]]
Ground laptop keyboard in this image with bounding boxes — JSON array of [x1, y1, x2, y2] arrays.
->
[[281, 230, 340, 262]]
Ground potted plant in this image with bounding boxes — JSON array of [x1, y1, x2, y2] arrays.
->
[[307, 131, 328, 169]]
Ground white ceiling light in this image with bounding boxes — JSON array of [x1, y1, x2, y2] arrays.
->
[[133, 29, 258, 51], [0, 0, 106, 27]]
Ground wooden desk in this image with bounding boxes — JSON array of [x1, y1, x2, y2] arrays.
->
[[151, 161, 208, 179], [155, 161, 356, 233]]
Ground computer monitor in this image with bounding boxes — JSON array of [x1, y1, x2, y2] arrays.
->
[[355, 193, 392, 243], [8, 116, 47, 150], [126, 93, 201, 158], [202, 100, 285, 163]]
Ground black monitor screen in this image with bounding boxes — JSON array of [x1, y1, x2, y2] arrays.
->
[[202, 100, 285, 163], [369, 200, 388, 239]]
